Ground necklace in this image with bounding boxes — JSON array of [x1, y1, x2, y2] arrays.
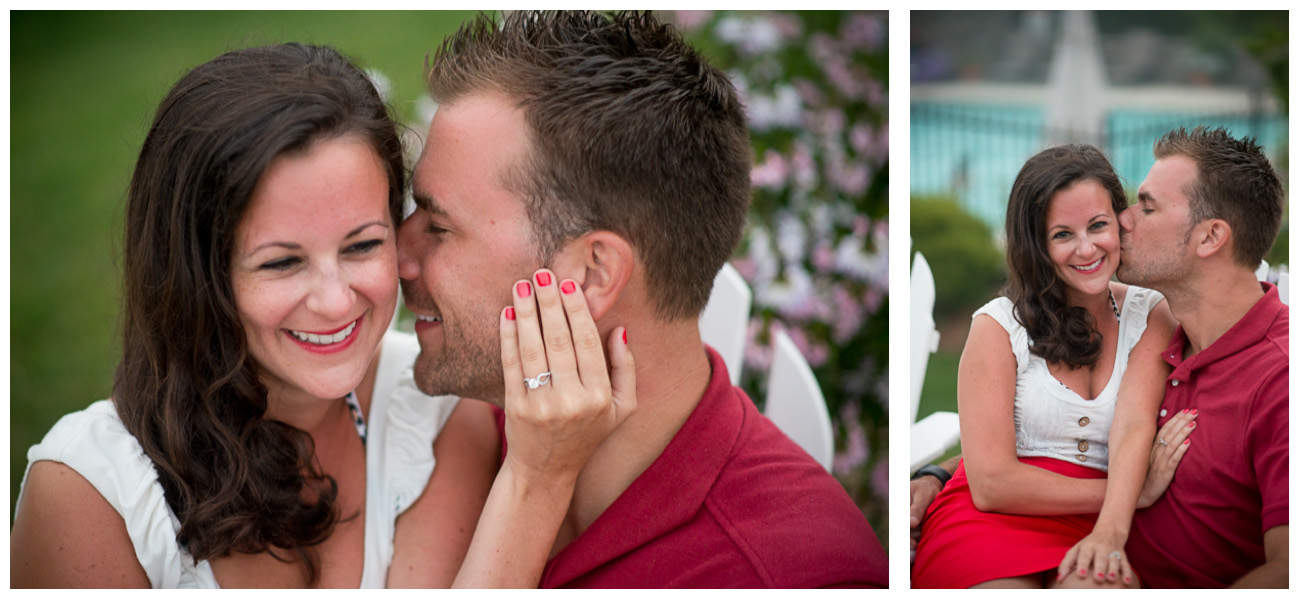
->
[[1109, 289, 1120, 321], [344, 390, 367, 446]]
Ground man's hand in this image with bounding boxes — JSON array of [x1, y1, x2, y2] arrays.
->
[[910, 475, 944, 563]]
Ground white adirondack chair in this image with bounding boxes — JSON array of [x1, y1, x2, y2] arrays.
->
[[910, 251, 960, 472], [699, 263, 751, 385], [699, 262, 835, 471], [764, 329, 835, 471], [1256, 260, 1287, 305]]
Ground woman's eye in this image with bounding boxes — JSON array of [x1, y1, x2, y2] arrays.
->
[[1091, 221, 1108, 230], [346, 239, 384, 254], [1052, 231, 1070, 240], [260, 257, 300, 271]]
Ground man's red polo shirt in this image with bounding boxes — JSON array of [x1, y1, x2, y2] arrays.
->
[[1127, 282, 1288, 587], [496, 347, 887, 587]]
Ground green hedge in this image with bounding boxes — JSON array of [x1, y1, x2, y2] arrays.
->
[[911, 196, 1006, 322]]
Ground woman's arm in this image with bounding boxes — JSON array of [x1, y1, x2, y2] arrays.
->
[[1057, 298, 1177, 585], [959, 314, 1110, 515], [392, 270, 635, 588], [10, 460, 151, 588], [451, 271, 635, 588], [388, 399, 500, 587]]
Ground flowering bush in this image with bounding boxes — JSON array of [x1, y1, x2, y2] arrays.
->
[[673, 10, 889, 537]]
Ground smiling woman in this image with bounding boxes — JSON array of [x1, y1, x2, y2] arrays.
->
[[232, 136, 397, 405], [7, 10, 487, 520], [10, 40, 632, 589]]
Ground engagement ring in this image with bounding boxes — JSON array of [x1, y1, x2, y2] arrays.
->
[[1108, 551, 1123, 560], [1158, 437, 1168, 446], [524, 371, 552, 389]]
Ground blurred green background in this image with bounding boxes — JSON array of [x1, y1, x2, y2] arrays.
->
[[9, 10, 480, 517]]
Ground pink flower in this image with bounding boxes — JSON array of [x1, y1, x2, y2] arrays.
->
[[832, 161, 869, 197], [750, 149, 789, 190], [672, 10, 714, 31], [842, 12, 884, 51], [812, 243, 836, 272], [832, 409, 869, 474]]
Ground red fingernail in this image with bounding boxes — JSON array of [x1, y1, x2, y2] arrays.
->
[[561, 280, 576, 294], [1124, 577, 1131, 584], [1079, 569, 1087, 576], [1183, 439, 1190, 445], [505, 307, 515, 320], [536, 272, 552, 287], [1109, 572, 1116, 578], [1189, 422, 1196, 428], [1191, 409, 1197, 415], [516, 281, 531, 297], [622, 329, 628, 344]]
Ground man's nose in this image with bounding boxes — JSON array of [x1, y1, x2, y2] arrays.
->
[[1118, 205, 1134, 231], [396, 213, 421, 281]]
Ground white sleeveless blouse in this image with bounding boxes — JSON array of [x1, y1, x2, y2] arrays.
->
[[17, 330, 456, 588], [973, 286, 1165, 472]]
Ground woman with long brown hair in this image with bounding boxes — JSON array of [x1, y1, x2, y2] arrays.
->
[[11, 43, 632, 588]]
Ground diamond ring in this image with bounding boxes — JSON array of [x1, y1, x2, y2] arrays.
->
[[524, 371, 552, 389]]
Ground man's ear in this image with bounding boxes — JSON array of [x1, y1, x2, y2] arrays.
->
[[548, 231, 634, 321], [1193, 218, 1233, 259]]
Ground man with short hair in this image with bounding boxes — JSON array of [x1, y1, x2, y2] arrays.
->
[[1115, 127, 1287, 588], [398, 11, 886, 588], [910, 127, 1287, 588]]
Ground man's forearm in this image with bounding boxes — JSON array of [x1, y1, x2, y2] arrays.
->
[[1229, 557, 1288, 588], [1230, 526, 1288, 589]]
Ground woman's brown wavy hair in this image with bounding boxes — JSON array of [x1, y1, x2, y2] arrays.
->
[[1003, 144, 1128, 369], [113, 43, 406, 580]]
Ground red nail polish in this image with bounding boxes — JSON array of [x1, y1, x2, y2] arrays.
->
[[1191, 409, 1197, 415], [505, 307, 515, 320], [622, 329, 627, 344], [1189, 421, 1196, 428], [536, 272, 552, 287], [1183, 439, 1190, 445], [561, 280, 576, 294], [516, 281, 531, 297]]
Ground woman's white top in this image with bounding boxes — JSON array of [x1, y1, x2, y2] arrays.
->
[[973, 286, 1164, 472], [17, 331, 457, 588]]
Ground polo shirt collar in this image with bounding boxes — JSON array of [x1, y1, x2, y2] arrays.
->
[[1163, 281, 1282, 376], [543, 346, 741, 586]]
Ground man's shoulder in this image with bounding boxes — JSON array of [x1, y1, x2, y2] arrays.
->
[[695, 395, 886, 587]]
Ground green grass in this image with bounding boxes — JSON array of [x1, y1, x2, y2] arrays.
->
[[9, 9, 483, 518], [916, 350, 963, 463]]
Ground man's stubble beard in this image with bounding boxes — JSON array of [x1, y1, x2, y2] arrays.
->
[[1116, 229, 1195, 292], [413, 317, 506, 406]]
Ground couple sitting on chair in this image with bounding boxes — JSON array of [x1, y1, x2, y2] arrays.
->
[[911, 128, 1287, 589]]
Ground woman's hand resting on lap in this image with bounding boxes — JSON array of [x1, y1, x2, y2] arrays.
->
[[1056, 408, 1198, 586]]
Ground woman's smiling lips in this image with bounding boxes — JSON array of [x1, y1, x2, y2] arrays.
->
[[1071, 256, 1105, 274], [283, 315, 363, 354]]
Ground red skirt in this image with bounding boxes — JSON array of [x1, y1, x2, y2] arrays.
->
[[911, 456, 1106, 588]]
